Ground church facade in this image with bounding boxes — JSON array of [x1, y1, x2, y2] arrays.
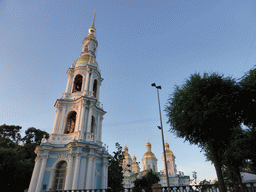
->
[[28, 11, 109, 192], [122, 141, 190, 188]]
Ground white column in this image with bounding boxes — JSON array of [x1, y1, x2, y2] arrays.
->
[[72, 153, 82, 189], [35, 155, 48, 192], [101, 162, 108, 189], [64, 153, 74, 190], [79, 104, 86, 132], [98, 117, 103, 142], [48, 168, 56, 190], [89, 73, 93, 92], [57, 107, 66, 134], [96, 82, 101, 100], [86, 107, 92, 138], [69, 75, 75, 93], [84, 72, 90, 93], [65, 74, 73, 93], [78, 158, 87, 189], [74, 106, 81, 133], [28, 156, 42, 192], [52, 108, 61, 134], [91, 159, 96, 189], [85, 154, 94, 189]]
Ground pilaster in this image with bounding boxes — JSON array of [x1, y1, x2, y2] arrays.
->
[[101, 161, 108, 189], [35, 154, 49, 192], [64, 153, 75, 190], [28, 156, 42, 192], [85, 153, 95, 189], [72, 152, 82, 189]]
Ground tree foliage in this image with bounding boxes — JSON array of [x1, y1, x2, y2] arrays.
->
[[0, 124, 49, 192], [165, 73, 243, 192], [239, 67, 256, 171], [133, 169, 160, 192], [108, 143, 125, 192]]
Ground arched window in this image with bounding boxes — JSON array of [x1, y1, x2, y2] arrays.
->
[[54, 161, 67, 190], [93, 79, 97, 97], [73, 75, 83, 92], [91, 116, 95, 134], [64, 111, 76, 134]]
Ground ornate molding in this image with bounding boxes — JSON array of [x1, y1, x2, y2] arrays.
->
[[75, 152, 83, 157], [38, 154, 49, 160], [88, 153, 95, 159], [68, 153, 76, 158]]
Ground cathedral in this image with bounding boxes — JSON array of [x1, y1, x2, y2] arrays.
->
[[28, 10, 110, 192], [122, 140, 190, 188]]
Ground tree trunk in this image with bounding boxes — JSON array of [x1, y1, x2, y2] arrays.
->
[[235, 167, 245, 192], [212, 156, 227, 192]]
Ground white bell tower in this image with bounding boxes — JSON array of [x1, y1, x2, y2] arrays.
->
[[28, 10, 110, 192]]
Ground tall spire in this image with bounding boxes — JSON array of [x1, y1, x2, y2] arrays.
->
[[89, 9, 97, 35]]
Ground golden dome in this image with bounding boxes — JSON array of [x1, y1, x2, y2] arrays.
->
[[132, 161, 139, 167], [85, 33, 96, 40], [133, 156, 136, 161], [164, 142, 169, 148], [124, 146, 128, 151], [123, 152, 131, 159], [146, 142, 152, 147], [143, 151, 156, 159], [163, 149, 173, 156], [75, 54, 98, 68]]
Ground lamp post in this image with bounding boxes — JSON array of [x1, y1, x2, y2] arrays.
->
[[151, 83, 170, 190]]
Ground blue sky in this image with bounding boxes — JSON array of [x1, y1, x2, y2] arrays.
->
[[1, 0, 256, 182]]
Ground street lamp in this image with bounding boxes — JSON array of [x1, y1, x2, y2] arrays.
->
[[151, 83, 170, 190]]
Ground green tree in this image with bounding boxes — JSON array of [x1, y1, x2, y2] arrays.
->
[[239, 67, 256, 171], [133, 169, 160, 192], [0, 124, 49, 192], [108, 143, 125, 192], [165, 73, 242, 192], [0, 124, 22, 144], [199, 179, 211, 185]]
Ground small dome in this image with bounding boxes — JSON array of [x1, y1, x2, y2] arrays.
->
[[164, 142, 169, 148], [133, 155, 136, 161], [163, 149, 174, 156], [146, 142, 152, 147], [143, 151, 156, 159], [123, 152, 131, 159], [85, 33, 96, 40], [75, 54, 98, 68], [124, 146, 128, 151], [132, 161, 139, 167]]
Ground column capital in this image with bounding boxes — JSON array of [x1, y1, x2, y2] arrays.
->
[[42, 154, 49, 159], [88, 153, 95, 159], [75, 152, 83, 158], [35, 156, 42, 162], [58, 107, 63, 111], [68, 153, 76, 158]]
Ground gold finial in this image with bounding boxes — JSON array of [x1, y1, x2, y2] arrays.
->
[[147, 137, 149, 142], [133, 151, 136, 156], [125, 140, 127, 146], [165, 137, 167, 143]]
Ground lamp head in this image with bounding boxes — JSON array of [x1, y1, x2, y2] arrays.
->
[[157, 126, 162, 130], [151, 83, 156, 87]]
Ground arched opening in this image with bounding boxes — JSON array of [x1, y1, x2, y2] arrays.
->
[[93, 79, 97, 97], [64, 111, 77, 134], [54, 161, 67, 190], [73, 75, 83, 92]]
